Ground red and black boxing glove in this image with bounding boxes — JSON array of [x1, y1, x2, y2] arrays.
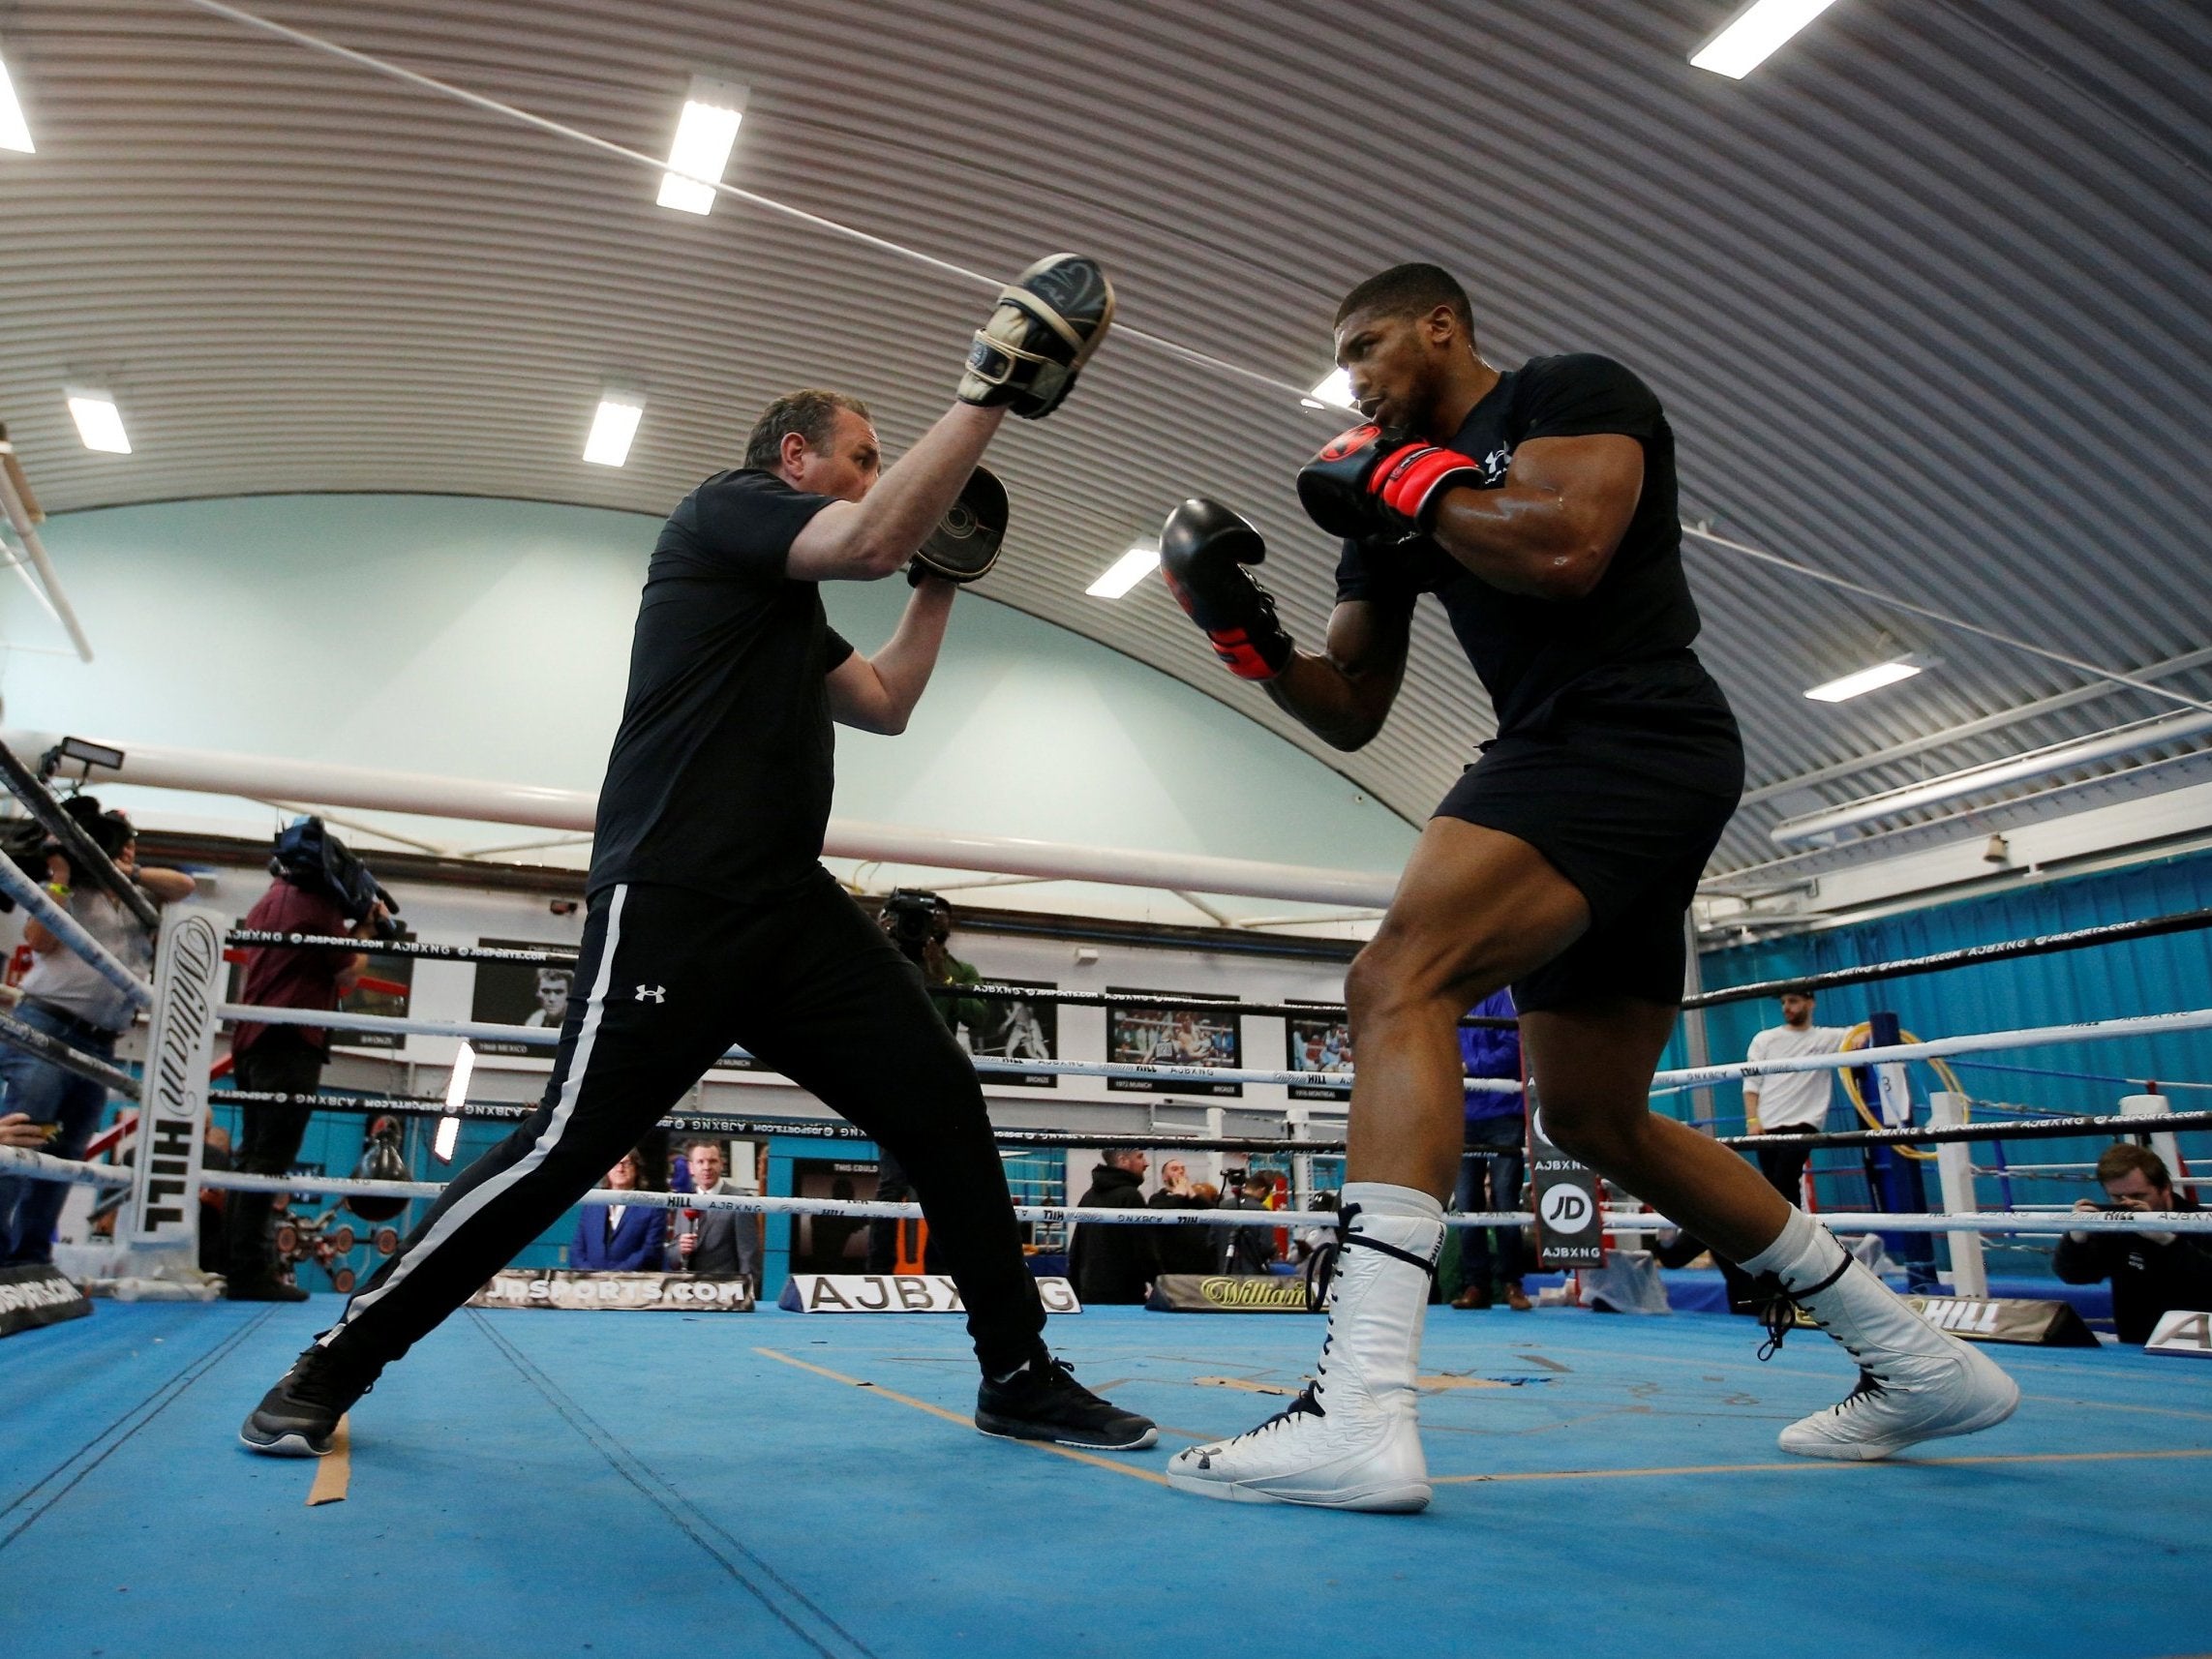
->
[[1296, 424, 1483, 542], [1158, 498, 1295, 681]]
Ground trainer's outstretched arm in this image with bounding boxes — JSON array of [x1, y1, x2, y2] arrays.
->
[[792, 254, 1114, 585], [789, 405, 1005, 583], [827, 578, 956, 735]]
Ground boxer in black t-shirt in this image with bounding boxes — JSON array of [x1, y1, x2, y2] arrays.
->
[[1159, 264, 2015, 1512], [242, 256, 1155, 1462]]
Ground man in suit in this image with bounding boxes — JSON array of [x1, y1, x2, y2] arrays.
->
[[674, 1137, 760, 1284], [570, 1150, 666, 1271]]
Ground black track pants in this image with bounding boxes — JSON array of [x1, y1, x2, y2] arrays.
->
[[319, 873, 1046, 1373]]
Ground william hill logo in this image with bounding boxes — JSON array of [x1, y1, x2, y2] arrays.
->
[[1198, 1277, 1309, 1310]]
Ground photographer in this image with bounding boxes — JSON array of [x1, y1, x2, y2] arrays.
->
[[0, 799, 193, 1268], [2055, 1144, 2212, 1343], [867, 890, 984, 1272], [222, 818, 393, 1300]]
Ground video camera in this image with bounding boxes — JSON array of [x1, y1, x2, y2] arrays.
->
[[271, 816, 405, 943], [878, 888, 947, 968]]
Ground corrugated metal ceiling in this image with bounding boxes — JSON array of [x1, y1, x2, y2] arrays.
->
[[1, 0, 2208, 877]]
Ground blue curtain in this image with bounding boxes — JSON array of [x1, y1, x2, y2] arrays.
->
[[1668, 850, 2212, 1271]]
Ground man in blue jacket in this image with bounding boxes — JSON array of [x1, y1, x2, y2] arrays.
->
[[1451, 990, 1528, 1310], [570, 1151, 667, 1271]]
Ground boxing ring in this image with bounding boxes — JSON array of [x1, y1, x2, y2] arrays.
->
[[4, 743, 2212, 1659]]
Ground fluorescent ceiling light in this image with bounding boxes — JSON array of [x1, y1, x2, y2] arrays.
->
[[1086, 543, 1160, 598], [65, 389, 130, 454], [656, 76, 746, 214], [1804, 658, 1921, 703], [434, 1041, 474, 1162], [1302, 367, 1357, 412], [1691, 0, 1840, 79], [0, 48, 33, 154], [583, 394, 644, 467]]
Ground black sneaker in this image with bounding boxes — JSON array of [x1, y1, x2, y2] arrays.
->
[[975, 1355, 1157, 1450], [238, 1344, 378, 1457]]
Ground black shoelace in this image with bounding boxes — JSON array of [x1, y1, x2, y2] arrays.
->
[[1251, 1380, 1326, 1435]]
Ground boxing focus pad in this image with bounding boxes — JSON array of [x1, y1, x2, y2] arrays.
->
[[1158, 498, 1295, 681], [909, 464, 1009, 586], [957, 254, 1116, 419], [1297, 423, 1482, 541]]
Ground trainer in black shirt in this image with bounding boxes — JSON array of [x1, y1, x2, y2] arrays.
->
[[1158, 263, 2015, 1510], [241, 256, 1157, 1465]]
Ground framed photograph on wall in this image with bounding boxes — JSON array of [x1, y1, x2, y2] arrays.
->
[[965, 978, 1059, 1088], [468, 939, 577, 1057], [1106, 987, 1241, 1097], [1285, 1001, 1353, 1101], [333, 950, 415, 1051]]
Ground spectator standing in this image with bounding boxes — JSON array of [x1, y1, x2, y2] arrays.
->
[[674, 1137, 760, 1283], [1146, 1156, 1216, 1275], [571, 1149, 667, 1271], [1068, 1148, 1157, 1304], [1451, 988, 1530, 1311], [0, 804, 193, 1268], [2055, 1144, 2212, 1343], [1742, 988, 1851, 1204], [223, 858, 383, 1300], [1218, 1170, 1280, 1276]]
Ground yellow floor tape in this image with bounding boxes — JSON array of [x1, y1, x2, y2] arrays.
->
[[754, 1347, 1170, 1487], [305, 1417, 350, 1506]]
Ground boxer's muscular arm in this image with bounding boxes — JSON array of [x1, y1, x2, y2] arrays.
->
[[788, 405, 1007, 583], [826, 579, 955, 735], [1426, 434, 1644, 601], [1265, 598, 1411, 751]]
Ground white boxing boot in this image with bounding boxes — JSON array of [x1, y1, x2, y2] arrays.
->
[[1167, 1184, 1441, 1512], [1746, 1211, 2019, 1462]]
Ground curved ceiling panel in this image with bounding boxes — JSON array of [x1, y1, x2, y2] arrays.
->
[[0, 0, 2207, 876]]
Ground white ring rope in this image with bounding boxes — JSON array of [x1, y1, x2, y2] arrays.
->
[[0, 856, 154, 1010], [220, 999, 2212, 1095], [215, 1001, 1519, 1094], [0, 1144, 136, 1187], [1649, 1007, 2212, 1090], [14, 1151, 2207, 1237]]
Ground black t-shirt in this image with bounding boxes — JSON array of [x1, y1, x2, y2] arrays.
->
[[1334, 353, 1707, 738], [588, 469, 857, 903]]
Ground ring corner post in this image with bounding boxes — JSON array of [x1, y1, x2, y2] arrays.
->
[[121, 904, 229, 1292], [1928, 1090, 1986, 1298]]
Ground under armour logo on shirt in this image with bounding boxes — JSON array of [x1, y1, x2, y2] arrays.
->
[[634, 984, 666, 1003], [1480, 445, 1512, 485]]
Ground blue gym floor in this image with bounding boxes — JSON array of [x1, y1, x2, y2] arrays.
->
[[5, 1302, 2208, 1659]]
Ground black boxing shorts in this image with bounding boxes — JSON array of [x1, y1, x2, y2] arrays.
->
[[1434, 657, 1743, 1012]]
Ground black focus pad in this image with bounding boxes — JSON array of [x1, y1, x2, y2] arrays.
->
[[910, 464, 1010, 585]]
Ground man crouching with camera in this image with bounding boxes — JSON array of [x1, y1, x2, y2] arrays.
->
[[2056, 1144, 2212, 1343]]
